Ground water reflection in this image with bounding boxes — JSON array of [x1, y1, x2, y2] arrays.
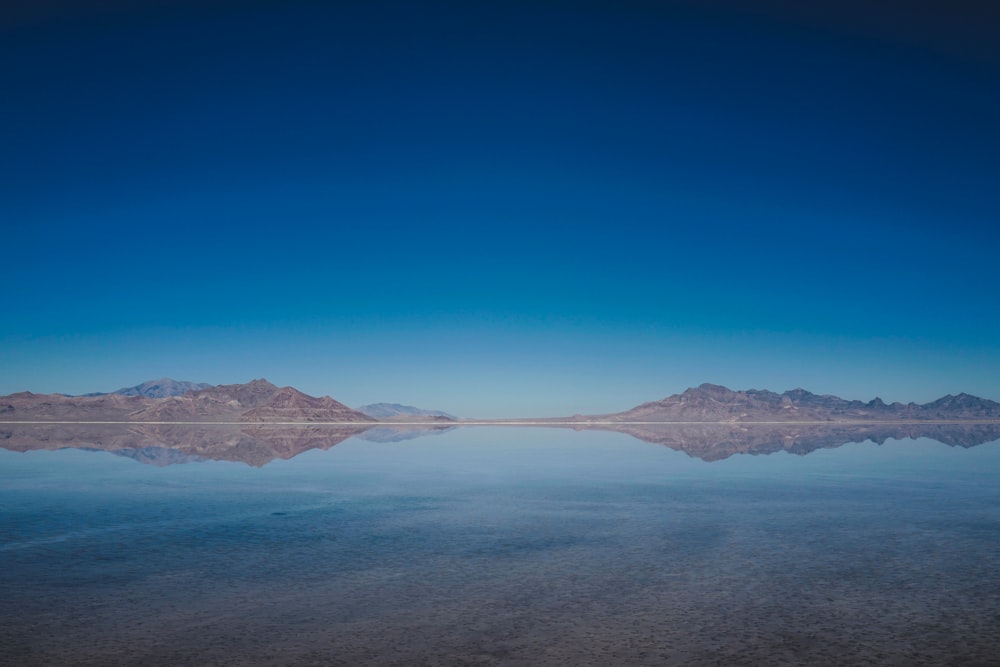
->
[[1, 423, 372, 466], [584, 421, 1000, 460], [2, 427, 999, 666], [2, 421, 1000, 465]]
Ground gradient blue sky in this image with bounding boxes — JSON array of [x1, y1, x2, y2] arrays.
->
[[3, 0, 999, 417]]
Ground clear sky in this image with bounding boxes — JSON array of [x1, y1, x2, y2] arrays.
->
[[3, 0, 999, 417]]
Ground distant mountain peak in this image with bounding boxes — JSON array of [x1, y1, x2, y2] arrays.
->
[[244, 378, 277, 390], [112, 378, 212, 398], [693, 383, 732, 393], [681, 384, 721, 397], [784, 388, 816, 398], [357, 403, 457, 420], [241, 385, 374, 423]]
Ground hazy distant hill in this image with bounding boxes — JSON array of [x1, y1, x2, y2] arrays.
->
[[2, 379, 375, 423], [112, 378, 212, 398], [598, 383, 1000, 422], [78, 378, 211, 398], [357, 403, 457, 420]]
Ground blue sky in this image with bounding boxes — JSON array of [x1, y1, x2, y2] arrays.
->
[[3, 1, 999, 417]]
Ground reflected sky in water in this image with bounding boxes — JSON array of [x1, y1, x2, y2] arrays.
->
[[2, 428, 1000, 665]]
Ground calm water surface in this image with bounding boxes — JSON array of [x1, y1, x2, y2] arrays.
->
[[2, 427, 999, 666]]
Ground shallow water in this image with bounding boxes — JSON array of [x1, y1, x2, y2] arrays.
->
[[2, 426, 999, 665]]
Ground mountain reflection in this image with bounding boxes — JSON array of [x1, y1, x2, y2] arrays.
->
[[1, 422, 999, 466], [0, 423, 372, 467], [581, 422, 1000, 461]]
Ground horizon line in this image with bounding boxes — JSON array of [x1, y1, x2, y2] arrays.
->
[[5, 420, 1000, 426]]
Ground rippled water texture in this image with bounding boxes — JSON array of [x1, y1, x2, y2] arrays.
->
[[2, 427, 999, 665]]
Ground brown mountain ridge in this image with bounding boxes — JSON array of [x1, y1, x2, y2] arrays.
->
[[590, 383, 1000, 423], [1, 379, 376, 423], [2, 380, 1000, 424]]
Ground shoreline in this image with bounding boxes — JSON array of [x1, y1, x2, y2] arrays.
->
[[4, 420, 1000, 426]]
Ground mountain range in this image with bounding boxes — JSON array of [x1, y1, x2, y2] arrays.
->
[[587, 383, 1000, 422], [2, 379, 376, 423], [2, 379, 1000, 423]]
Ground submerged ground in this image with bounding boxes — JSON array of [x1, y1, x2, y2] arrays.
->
[[2, 427, 999, 665]]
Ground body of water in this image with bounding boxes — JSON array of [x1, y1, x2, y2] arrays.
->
[[2, 426, 999, 665]]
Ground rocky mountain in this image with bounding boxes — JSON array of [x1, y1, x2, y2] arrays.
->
[[126, 379, 286, 421], [4, 380, 999, 424], [596, 383, 1000, 423], [1, 391, 149, 421], [1, 379, 376, 423], [77, 378, 211, 398], [357, 403, 457, 420], [242, 386, 373, 423], [111, 378, 212, 398]]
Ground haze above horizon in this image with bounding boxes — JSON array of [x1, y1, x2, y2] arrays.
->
[[3, 1, 998, 418]]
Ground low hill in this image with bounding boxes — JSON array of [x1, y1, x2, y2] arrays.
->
[[357, 403, 456, 420]]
